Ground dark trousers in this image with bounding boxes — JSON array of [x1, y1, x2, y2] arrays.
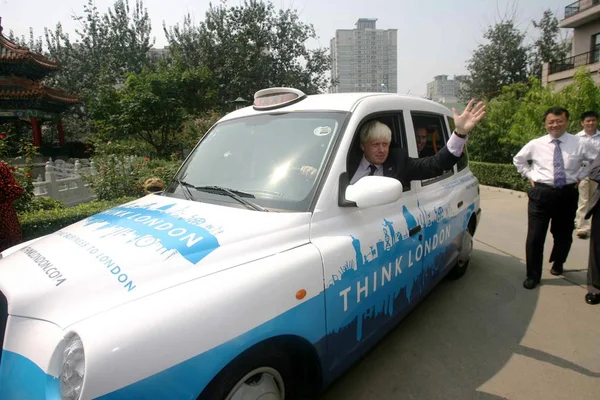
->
[[587, 209, 600, 294], [526, 183, 578, 282]]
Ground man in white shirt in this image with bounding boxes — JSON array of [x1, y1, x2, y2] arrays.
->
[[575, 111, 600, 238], [514, 106, 596, 290]]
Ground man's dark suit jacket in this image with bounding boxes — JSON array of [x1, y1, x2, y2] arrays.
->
[[348, 146, 460, 188], [585, 152, 600, 219], [418, 147, 436, 158]]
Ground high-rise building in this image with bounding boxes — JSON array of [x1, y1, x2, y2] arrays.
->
[[148, 47, 170, 62], [426, 75, 466, 103], [330, 18, 397, 93]]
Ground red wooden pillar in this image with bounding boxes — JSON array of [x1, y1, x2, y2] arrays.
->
[[30, 117, 42, 146], [57, 119, 65, 146]]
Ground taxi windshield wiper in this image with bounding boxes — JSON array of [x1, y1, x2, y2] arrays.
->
[[175, 179, 196, 201], [195, 185, 267, 212]]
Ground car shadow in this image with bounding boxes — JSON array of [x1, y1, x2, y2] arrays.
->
[[319, 247, 589, 399]]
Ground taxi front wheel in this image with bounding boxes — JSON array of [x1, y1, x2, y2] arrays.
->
[[197, 345, 303, 400]]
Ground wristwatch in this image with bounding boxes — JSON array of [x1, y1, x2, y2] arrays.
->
[[454, 131, 467, 138]]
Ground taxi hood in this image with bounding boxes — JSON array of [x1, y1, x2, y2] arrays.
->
[[0, 195, 311, 328]]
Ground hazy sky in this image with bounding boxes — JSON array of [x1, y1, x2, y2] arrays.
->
[[2, 0, 571, 96]]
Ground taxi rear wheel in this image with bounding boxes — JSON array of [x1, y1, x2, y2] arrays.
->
[[447, 220, 475, 280], [197, 344, 304, 400]]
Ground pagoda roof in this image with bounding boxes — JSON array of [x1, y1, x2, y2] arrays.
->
[[0, 75, 79, 116], [0, 18, 60, 80]]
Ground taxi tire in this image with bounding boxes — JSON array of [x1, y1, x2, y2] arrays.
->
[[447, 258, 469, 280], [446, 221, 475, 281], [196, 344, 303, 400]]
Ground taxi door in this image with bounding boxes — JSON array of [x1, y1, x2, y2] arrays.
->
[[310, 107, 426, 380], [410, 111, 477, 295]]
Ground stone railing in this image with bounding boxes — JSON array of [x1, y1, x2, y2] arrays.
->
[[32, 158, 98, 206]]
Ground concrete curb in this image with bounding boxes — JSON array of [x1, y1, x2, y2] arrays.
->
[[480, 185, 527, 198]]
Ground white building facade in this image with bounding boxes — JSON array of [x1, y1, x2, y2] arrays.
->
[[330, 18, 398, 93]]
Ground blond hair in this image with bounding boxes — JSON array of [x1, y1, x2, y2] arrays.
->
[[360, 120, 391, 144]]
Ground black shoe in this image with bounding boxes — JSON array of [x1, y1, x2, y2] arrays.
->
[[550, 263, 563, 276], [585, 293, 600, 305], [523, 278, 539, 290]]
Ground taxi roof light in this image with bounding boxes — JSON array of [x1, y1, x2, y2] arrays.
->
[[253, 87, 306, 110]]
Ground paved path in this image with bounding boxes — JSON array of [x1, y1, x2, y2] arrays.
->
[[321, 186, 600, 400]]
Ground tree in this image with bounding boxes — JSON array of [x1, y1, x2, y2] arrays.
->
[[34, 0, 156, 142], [467, 82, 530, 163], [44, 0, 155, 99], [466, 68, 600, 164], [91, 60, 217, 156], [7, 28, 43, 53], [165, 0, 331, 105], [460, 19, 530, 101], [530, 9, 570, 79]]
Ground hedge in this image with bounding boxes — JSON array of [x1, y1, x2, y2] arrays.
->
[[469, 161, 529, 192], [18, 197, 137, 242]]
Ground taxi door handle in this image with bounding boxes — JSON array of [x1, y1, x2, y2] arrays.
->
[[409, 225, 421, 237], [457, 201, 464, 208]]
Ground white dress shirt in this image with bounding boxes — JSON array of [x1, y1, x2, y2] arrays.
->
[[350, 156, 384, 184], [513, 133, 595, 186], [350, 132, 467, 184], [576, 129, 600, 166]]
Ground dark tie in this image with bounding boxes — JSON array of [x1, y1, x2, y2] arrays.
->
[[552, 139, 567, 188], [368, 164, 377, 176]]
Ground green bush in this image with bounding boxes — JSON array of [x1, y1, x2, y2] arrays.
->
[[18, 197, 137, 242], [27, 196, 66, 212], [470, 161, 529, 192], [85, 154, 181, 201]]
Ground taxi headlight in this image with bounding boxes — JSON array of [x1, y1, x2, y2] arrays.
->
[[60, 334, 85, 400]]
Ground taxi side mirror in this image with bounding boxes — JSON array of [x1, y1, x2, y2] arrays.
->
[[344, 175, 403, 208]]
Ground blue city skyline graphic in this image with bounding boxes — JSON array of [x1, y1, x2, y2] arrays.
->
[[324, 203, 474, 355], [83, 201, 221, 265]]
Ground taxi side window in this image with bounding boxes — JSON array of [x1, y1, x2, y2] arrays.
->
[[449, 116, 469, 172], [410, 112, 454, 185]]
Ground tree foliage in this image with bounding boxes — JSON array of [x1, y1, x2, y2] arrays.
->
[[165, 0, 331, 104], [530, 9, 570, 79], [462, 9, 571, 102], [44, 0, 155, 98], [7, 28, 43, 53], [460, 19, 530, 101], [89, 60, 217, 156], [468, 69, 600, 163]]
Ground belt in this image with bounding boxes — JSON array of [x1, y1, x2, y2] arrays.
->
[[535, 182, 577, 189]]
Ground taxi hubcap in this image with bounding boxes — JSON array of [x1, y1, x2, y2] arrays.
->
[[228, 367, 284, 400]]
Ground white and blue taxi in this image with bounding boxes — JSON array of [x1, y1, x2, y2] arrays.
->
[[0, 88, 482, 399]]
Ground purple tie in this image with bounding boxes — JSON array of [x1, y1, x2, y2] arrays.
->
[[552, 139, 567, 188]]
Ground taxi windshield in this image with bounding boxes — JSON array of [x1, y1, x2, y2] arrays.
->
[[166, 111, 348, 212]]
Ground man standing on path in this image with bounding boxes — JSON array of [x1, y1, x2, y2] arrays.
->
[[575, 111, 600, 239], [513, 106, 596, 290]]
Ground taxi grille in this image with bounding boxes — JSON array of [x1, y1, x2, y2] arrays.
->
[[0, 291, 7, 366]]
